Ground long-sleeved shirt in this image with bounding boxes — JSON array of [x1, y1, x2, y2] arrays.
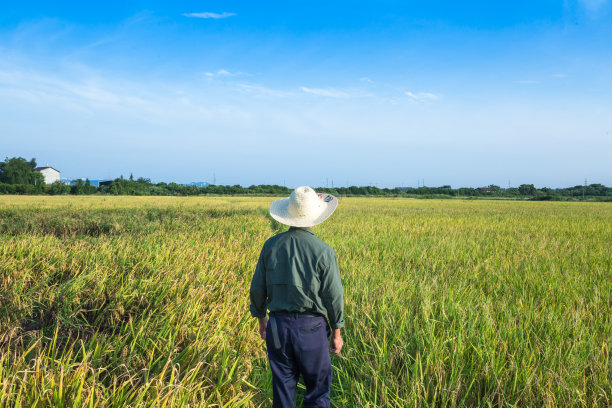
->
[[249, 226, 345, 329]]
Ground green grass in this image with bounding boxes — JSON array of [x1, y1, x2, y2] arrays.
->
[[0, 196, 610, 407]]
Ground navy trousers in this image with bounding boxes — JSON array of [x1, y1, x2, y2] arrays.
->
[[266, 314, 332, 408]]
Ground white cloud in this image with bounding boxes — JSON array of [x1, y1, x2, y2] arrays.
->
[[204, 69, 243, 77], [183, 12, 236, 19], [0, 69, 195, 123], [360, 77, 373, 83], [552, 73, 567, 78], [405, 91, 438, 100], [300, 87, 350, 98], [235, 83, 292, 97]]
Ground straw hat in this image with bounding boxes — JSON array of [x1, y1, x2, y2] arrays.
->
[[270, 186, 338, 227]]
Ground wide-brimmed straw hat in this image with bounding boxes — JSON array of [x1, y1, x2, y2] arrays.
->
[[270, 186, 338, 227]]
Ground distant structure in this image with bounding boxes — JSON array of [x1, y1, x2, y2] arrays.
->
[[35, 166, 60, 185], [185, 182, 210, 187], [69, 178, 107, 188], [87, 180, 107, 188]]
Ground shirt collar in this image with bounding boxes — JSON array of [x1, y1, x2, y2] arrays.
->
[[289, 226, 315, 235]]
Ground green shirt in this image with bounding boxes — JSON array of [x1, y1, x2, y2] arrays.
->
[[249, 226, 345, 329]]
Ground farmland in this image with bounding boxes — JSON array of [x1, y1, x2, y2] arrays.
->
[[0, 196, 610, 407]]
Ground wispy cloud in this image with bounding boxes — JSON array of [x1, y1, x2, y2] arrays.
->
[[405, 91, 438, 100], [204, 69, 244, 77], [552, 73, 567, 78], [579, 0, 607, 12], [300, 87, 350, 98], [183, 12, 236, 19], [0, 69, 171, 121], [360, 77, 373, 83], [515, 80, 539, 84], [236, 83, 292, 97]]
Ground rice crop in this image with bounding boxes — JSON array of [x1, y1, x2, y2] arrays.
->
[[0, 196, 610, 407]]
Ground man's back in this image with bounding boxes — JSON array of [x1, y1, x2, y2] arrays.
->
[[250, 227, 344, 330]]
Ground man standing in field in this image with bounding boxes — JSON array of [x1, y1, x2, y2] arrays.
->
[[249, 186, 344, 408]]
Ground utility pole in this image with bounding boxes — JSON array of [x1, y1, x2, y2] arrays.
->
[[583, 178, 587, 199], [213, 172, 216, 185]]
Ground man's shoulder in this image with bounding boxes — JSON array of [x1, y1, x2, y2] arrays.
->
[[263, 230, 288, 248], [314, 236, 335, 251], [263, 229, 335, 254], [306, 234, 336, 257]]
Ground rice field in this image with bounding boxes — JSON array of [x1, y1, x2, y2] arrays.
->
[[0, 195, 610, 407]]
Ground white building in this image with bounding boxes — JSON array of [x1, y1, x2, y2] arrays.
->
[[35, 166, 61, 185]]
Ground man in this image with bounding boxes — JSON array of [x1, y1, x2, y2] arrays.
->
[[250, 186, 344, 408]]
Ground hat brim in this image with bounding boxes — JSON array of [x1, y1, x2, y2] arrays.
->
[[269, 193, 338, 227]]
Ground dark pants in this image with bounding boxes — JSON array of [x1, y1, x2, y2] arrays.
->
[[266, 313, 332, 408]]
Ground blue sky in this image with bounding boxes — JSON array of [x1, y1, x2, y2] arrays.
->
[[0, 1, 611, 188]]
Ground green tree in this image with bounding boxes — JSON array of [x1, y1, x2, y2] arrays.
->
[[49, 180, 70, 195], [0, 157, 45, 186], [518, 184, 537, 195], [71, 179, 85, 195]]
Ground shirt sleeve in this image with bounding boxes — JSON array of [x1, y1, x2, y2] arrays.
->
[[319, 249, 345, 329], [249, 247, 267, 318]]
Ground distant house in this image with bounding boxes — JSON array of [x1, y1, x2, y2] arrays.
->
[[477, 187, 495, 193], [35, 166, 60, 185]]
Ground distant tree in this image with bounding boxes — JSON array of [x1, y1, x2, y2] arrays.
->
[[506, 187, 520, 195], [84, 179, 98, 194], [71, 179, 86, 195], [49, 180, 70, 195], [136, 177, 152, 184], [0, 157, 45, 186], [518, 184, 537, 195]]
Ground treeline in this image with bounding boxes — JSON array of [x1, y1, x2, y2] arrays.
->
[[1, 157, 611, 200], [2, 177, 611, 201], [317, 184, 612, 200], [98, 177, 291, 196]]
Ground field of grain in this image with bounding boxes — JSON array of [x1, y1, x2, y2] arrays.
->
[[0, 196, 610, 407]]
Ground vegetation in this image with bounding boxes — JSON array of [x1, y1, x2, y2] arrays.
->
[[1, 156, 611, 200], [0, 157, 45, 193], [0, 196, 609, 407], [2, 176, 612, 201]]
